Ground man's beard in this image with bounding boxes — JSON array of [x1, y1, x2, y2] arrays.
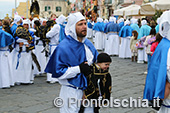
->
[[77, 30, 87, 38]]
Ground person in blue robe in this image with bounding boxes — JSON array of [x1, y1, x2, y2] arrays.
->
[[57, 14, 67, 43], [45, 12, 98, 113], [104, 17, 120, 55], [92, 18, 104, 32], [10, 15, 23, 36], [0, 29, 14, 48], [143, 11, 170, 112], [119, 20, 133, 58], [138, 20, 151, 39], [93, 17, 105, 50]]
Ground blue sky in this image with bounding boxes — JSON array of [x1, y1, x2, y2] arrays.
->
[[0, 0, 30, 19]]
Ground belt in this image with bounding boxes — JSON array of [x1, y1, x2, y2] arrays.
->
[[66, 85, 83, 90]]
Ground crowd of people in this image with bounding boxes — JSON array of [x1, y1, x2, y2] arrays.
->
[[0, 13, 66, 88], [1, 10, 170, 113]]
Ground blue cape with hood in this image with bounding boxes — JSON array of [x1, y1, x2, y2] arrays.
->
[[0, 30, 14, 48], [104, 22, 120, 33], [45, 35, 98, 89], [143, 38, 170, 100], [93, 22, 104, 32], [119, 25, 133, 38]]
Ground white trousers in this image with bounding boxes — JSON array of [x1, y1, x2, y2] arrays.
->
[[59, 85, 94, 113]]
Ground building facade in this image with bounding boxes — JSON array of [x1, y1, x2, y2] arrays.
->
[[12, 1, 31, 18], [39, 0, 69, 18]]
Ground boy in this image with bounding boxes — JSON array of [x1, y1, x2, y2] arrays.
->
[[79, 53, 112, 113]]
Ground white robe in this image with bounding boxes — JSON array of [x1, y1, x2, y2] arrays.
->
[[13, 45, 33, 83], [0, 47, 14, 88], [94, 31, 104, 50], [105, 33, 119, 55], [119, 37, 131, 58]]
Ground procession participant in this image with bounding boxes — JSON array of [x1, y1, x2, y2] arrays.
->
[[33, 20, 47, 75], [87, 19, 93, 39], [130, 18, 140, 34], [45, 12, 98, 113], [93, 17, 104, 50], [13, 20, 34, 84], [103, 19, 109, 50], [104, 17, 120, 56], [119, 19, 133, 58], [57, 14, 66, 43], [118, 18, 124, 30], [46, 14, 66, 83], [143, 10, 170, 112], [137, 20, 151, 63], [0, 29, 14, 88], [10, 14, 23, 36]]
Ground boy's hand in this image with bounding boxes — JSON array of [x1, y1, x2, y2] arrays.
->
[[79, 62, 92, 76]]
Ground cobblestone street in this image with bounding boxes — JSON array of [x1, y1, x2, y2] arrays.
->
[[0, 57, 157, 113]]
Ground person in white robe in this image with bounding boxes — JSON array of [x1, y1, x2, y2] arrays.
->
[[13, 20, 34, 84], [93, 18, 104, 50], [45, 12, 98, 113], [104, 17, 120, 56], [0, 30, 14, 88], [46, 14, 66, 83], [137, 20, 151, 63], [33, 19, 47, 75], [103, 19, 108, 50], [119, 20, 133, 58], [86, 19, 93, 39]]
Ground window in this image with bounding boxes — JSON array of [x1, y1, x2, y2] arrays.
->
[[45, 6, 51, 11], [56, 6, 62, 12]]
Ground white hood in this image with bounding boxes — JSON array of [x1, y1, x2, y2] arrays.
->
[[65, 12, 86, 41], [159, 10, 170, 40]]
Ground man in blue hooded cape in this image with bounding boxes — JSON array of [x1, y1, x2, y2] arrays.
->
[[45, 12, 98, 113]]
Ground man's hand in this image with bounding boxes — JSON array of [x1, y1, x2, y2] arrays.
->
[[79, 62, 92, 76]]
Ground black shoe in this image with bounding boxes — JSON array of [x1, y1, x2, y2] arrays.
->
[[149, 98, 162, 111]]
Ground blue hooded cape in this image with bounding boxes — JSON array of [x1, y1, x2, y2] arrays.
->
[[143, 38, 170, 100], [138, 25, 151, 39], [0, 30, 14, 48], [130, 23, 140, 33], [45, 35, 98, 89], [104, 22, 120, 33], [93, 22, 104, 32], [119, 25, 133, 38]]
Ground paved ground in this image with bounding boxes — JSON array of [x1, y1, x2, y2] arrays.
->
[[0, 56, 157, 113]]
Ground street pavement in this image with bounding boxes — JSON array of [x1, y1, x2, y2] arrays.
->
[[0, 56, 157, 113]]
